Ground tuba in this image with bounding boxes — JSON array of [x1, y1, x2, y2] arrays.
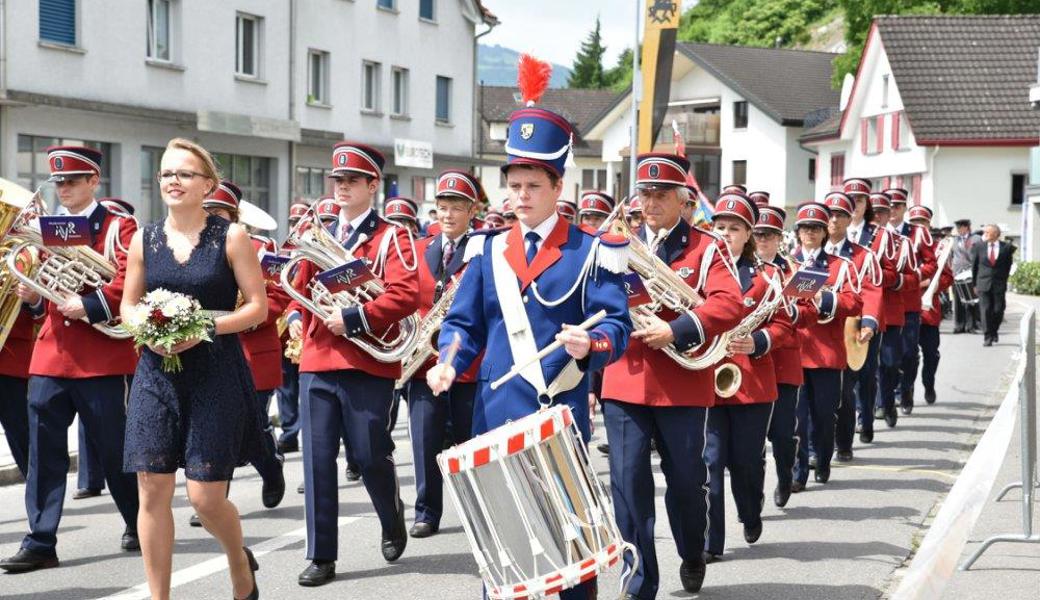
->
[[278, 205, 419, 363], [2, 191, 128, 339], [395, 276, 461, 389]]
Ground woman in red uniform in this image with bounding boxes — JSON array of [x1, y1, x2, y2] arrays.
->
[[704, 191, 793, 561]]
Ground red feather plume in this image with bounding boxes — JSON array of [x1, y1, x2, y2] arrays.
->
[[517, 54, 552, 106]]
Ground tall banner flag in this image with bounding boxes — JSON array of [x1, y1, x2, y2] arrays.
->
[[638, 0, 680, 153]]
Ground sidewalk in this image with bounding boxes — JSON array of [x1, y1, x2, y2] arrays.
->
[[0, 416, 82, 486]]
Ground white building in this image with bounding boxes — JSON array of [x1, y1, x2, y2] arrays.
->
[[0, 0, 497, 229], [802, 15, 1040, 248], [583, 42, 840, 210]]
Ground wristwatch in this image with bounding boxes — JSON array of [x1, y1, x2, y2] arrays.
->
[[205, 318, 218, 341]]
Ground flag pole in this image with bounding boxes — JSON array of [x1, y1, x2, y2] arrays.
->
[[628, 0, 640, 198]]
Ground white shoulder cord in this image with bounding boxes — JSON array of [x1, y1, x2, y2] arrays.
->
[[390, 224, 418, 272], [529, 240, 599, 307]]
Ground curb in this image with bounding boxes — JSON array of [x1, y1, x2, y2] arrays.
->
[[0, 452, 80, 487]]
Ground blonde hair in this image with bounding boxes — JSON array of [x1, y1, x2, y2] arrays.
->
[[165, 137, 220, 194]]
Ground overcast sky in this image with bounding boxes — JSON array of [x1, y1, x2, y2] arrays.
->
[[481, 0, 698, 67]]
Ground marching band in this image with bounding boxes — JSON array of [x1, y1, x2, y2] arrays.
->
[[0, 67, 980, 600]]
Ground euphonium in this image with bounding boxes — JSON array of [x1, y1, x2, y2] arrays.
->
[[0, 196, 33, 349], [395, 277, 461, 389], [2, 192, 128, 339], [278, 206, 419, 363]]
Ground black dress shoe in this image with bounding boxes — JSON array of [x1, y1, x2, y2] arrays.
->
[[277, 439, 299, 454], [679, 558, 707, 593], [596, 443, 610, 456], [72, 488, 102, 500], [984, 338, 993, 347], [382, 500, 407, 562], [791, 481, 805, 493], [189, 513, 202, 527], [298, 560, 335, 587], [900, 403, 913, 415], [121, 527, 140, 551], [236, 547, 259, 600], [874, 406, 886, 420], [297, 482, 305, 494], [834, 449, 853, 463], [409, 522, 437, 538], [743, 520, 763, 544], [814, 465, 831, 484], [994, 333, 999, 343], [859, 430, 874, 444], [0, 548, 59, 573], [702, 551, 720, 564], [773, 483, 792, 507], [952, 327, 965, 334], [925, 389, 937, 405], [345, 463, 361, 482], [262, 461, 286, 509], [885, 408, 898, 428]]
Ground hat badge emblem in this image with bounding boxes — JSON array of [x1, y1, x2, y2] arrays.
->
[[520, 123, 535, 140], [648, 164, 660, 178], [54, 157, 64, 170], [338, 153, 347, 166], [726, 200, 736, 210], [448, 178, 457, 189], [809, 209, 816, 217]]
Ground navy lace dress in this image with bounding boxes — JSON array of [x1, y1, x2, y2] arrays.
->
[[124, 215, 263, 481]]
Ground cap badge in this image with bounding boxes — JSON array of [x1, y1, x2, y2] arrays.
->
[[338, 153, 347, 166], [648, 164, 660, 178], [448, 178, 457, 189], [54, 157, 64, 170], [726, 200, 736, 210], [520, 123, 535, 140]]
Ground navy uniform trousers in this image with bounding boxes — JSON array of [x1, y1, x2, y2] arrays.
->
[[767, 383, 799, 489], [794, 369, 841, 485], [603, 400, 708, 600], [835, 366, 858, 454], [252, 389, 284, 484], [24, 375, 139, 556], [0, 375, 30, 478], [877, 325, 903, 415], [855, 334, 882, 435], [300, 369, 401, 561], [705, 402, 774, 555], [276, 355, 301, 445], [406, 379, 474, 528], [77, 419, 105, 491], [916, 324, 941, 395], [898, 312, 922, 407]]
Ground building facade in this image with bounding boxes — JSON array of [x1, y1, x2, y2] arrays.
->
[[0, 0, 495, 229]]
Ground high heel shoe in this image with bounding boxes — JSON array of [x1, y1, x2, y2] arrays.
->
[[234, 546, 259, 600]]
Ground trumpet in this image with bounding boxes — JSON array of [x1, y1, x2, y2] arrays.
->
[[1, 191, 128, 339], [278, 205, 419, 363]]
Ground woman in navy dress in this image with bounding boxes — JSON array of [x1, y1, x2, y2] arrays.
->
[[120, 138, 268, 600]]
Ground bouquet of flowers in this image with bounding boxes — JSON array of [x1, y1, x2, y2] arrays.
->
[[124, 288, 212, 373]]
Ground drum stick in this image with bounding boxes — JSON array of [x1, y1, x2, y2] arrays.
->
[[442, 331, 462, 367], [490, 310, 606, 391]]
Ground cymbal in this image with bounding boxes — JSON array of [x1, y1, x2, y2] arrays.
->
[[844, 316, 868, 371], [238, 199, 277, 231]]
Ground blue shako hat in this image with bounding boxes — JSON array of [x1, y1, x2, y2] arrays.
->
[[502, 54, 574, 178]]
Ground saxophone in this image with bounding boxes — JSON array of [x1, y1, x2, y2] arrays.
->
[[395, 278, 460, 389]]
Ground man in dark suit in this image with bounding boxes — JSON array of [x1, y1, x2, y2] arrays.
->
[[952, 219, 982, 333], [971, 224, 1015, 346]]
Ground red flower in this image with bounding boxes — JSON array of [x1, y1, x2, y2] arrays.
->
[[150, 307, 170, 326]]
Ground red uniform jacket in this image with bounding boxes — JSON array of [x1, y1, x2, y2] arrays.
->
[[288, 212, 419, 379], [715, 259, 792, 406], [792, 247, 863, 371], [836, 239, 884, 333], [1, 307, 36, 379], [240, 235, 290, 391], [769, 256, 807, 387], [899, 223, 937, 313], [411, 234, 480, 383], [29, 205, 138, 378], [602, 221, 744, 407], [922, 241, 954, 327], [870, 224, 907, 329]]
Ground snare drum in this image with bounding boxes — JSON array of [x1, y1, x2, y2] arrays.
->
[[953, 269, 979, 305], [438, 405, 633, 599]]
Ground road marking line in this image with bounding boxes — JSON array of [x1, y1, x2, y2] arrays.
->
[[99, 516, 363, 600]]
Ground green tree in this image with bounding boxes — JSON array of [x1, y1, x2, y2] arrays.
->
[[604, 47, 634, 92], [569, 17, 609, 89], [679, 0, 836, 47]]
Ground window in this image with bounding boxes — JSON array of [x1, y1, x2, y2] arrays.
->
[[411, 176, 434, 203], [294, 166, 331, 203], [436, 76, 452, 124], [212, 153, 272, 212], [809, 158, 816, 182], [881, 74, 890, 109], [892, 111, 911, 150], [236, 13, 261, 77], [420, 0, 435, 20], [39, 0, 76, 46], [732, 160, 747, 185], [146, 0, 171, 61], [141, 146, 164, 221], [308, 50, 329, 104], [733, 101, 748, 129], [1012, 173, 1027, 206], [17, 135, 112, 206], [362, 61, 382, 112], [581, 169, 608, 190], [862, 117, 883, 155], [377, 0, 396, 10], [829, 153, 845, 189], [392, 67, 409, 116]]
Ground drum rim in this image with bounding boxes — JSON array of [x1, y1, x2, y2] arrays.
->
[[486, 541, 623, 600], [437, 404, 574, 474]]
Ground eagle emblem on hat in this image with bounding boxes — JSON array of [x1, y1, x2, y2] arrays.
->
[[648, 164, 660, 178], [520, 123, 535, 140], [54, 157, 64, 170]]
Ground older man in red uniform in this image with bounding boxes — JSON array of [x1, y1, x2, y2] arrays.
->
[[601, 153, 744, 597], [2, 146, 140, 573]]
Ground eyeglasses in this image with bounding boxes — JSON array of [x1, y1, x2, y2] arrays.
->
[[157, 170, 207, 183]]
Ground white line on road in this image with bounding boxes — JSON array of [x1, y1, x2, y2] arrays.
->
[[99, 516, 363, 600]]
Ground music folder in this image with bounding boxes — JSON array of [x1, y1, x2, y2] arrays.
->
[[316, 259, 376, 294], [783, 268, 829, 299]]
